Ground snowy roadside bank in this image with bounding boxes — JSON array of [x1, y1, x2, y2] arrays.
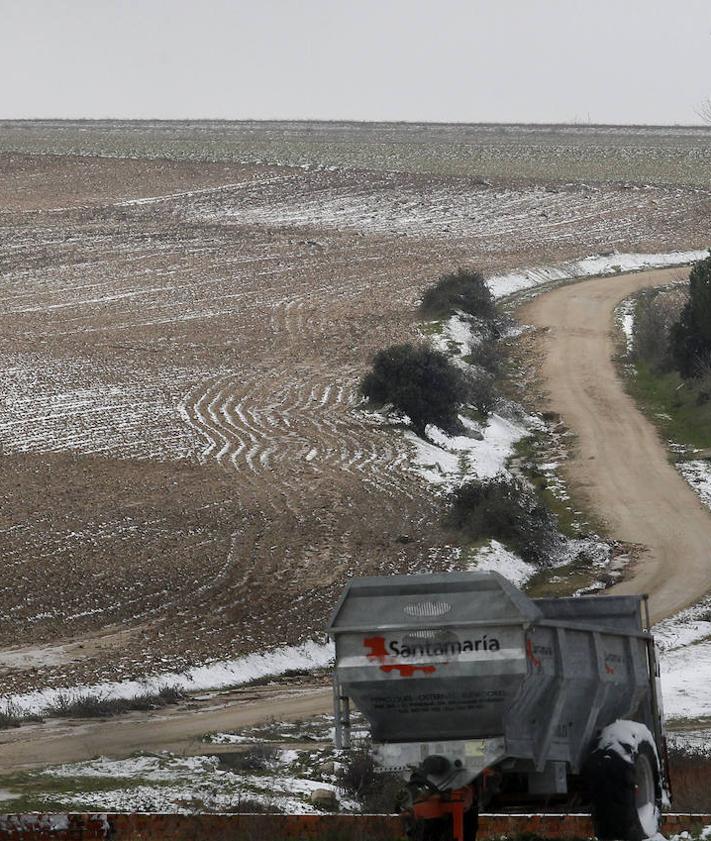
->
[[487, 249, 706, 300], [654, 599, 711, 723], [3, 641, 334, 717]]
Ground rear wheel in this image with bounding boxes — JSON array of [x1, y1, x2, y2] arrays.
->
[[586, 723, 661, 841]]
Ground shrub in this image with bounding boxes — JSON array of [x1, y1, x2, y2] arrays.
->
[[217, 745, 278, 772], [468, 338, 506, 377], [336, 744, 403, 813], [463, 368, 497, 416], [361, 343, 467, 437], [0, 702, 23, 730], [444, 476, 559, 565], [633, 289, 684, 372], [420, 268, 495, 320], [45, 685, 184, 719], [670, 253, 711, 378]]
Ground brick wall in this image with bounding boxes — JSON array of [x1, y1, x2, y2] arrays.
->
[[0, 812, 708, 839]]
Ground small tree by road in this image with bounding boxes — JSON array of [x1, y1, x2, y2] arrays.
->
[[360, 343, 467, 437], [670, 253, 711, 378]]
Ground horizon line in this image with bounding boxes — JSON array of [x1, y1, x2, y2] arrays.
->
[[0, 117, 709, 130]]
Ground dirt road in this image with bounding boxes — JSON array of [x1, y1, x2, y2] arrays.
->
[[521, 267, 711, 623], [0, 685, 333, 772]]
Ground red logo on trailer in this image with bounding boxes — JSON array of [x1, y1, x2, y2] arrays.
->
[[363, 635, 438, 677]]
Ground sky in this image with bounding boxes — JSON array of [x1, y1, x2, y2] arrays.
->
[[2, 0, 710, 125]]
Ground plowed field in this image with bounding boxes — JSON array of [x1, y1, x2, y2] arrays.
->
[[0, 125, 708, 693]]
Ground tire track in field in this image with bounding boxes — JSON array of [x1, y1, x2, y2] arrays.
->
[[179, 368, 414, 512]]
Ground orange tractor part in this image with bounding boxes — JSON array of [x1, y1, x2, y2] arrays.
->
[[409, 785, 476, 841]]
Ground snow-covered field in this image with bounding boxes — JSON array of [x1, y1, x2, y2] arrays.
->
[[0, 354, 201, 462]]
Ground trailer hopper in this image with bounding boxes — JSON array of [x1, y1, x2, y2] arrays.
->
[[327, 571, 667, 841]]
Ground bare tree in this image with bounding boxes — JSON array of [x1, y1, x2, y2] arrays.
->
[[696, 98, 711, 124]]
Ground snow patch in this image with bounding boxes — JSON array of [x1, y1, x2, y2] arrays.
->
[[488, 250, 706, 300], [659, 638, 711, 721], [429, 313, 476, 359], [468, 540, 536, 588], [406, 414, 530, 489], [677, 460, 711, 510], [32, 749, 356, 815], [617, 297, 637, 354], [596, 719, 658, 764]]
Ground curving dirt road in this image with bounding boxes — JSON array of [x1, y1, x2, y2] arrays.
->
[[520, 267, 711, 623]]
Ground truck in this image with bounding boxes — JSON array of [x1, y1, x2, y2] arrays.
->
[[327, 571, 669, 841]]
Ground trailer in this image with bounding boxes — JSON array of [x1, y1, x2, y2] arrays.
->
[[327, 571, 669, 841]]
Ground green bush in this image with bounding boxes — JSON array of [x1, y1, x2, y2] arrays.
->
[[670, 253, 711, 377], [420, 268, 495, 320], [444, 476, 559, 565], [361, 343, 467, 437]]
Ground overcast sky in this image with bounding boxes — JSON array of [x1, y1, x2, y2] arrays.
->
[[2, 0, 710, 124]]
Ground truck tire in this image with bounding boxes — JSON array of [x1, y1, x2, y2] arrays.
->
[[586, 724, 661, 841]]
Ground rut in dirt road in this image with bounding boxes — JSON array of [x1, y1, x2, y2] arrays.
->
[[520, 267, 711, 623]]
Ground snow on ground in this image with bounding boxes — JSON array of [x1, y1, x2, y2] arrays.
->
[[429, 313, 477, 360], [4, 640, 334, 716], [37, 751, 351, 814], [660, 641, 711, 722], [487, 250, 707, 300], [653, 596, 711, 722], [616, 296, 637, 354], [405, 414, 530, 489], [6, 250, 706, 714], [677, 460, 711, 510], [467, 540, 536, 588], [0, 354, 204, 462]]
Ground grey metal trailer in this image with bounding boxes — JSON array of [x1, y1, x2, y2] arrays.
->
[[327, 571, 668, 841]]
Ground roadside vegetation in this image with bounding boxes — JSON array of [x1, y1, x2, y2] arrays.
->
[[624, 253, 711, 451], [419, 268, 496, 320], [45, 686, 184, 719], [363, 266, 587, 584], [0, 686, 185, 730], [336, 742, 403, 813], [0, 702, 42, 730], [361, 267, 505, 435], [444, 476, 560, 566], [360, 343, 468, 437]]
